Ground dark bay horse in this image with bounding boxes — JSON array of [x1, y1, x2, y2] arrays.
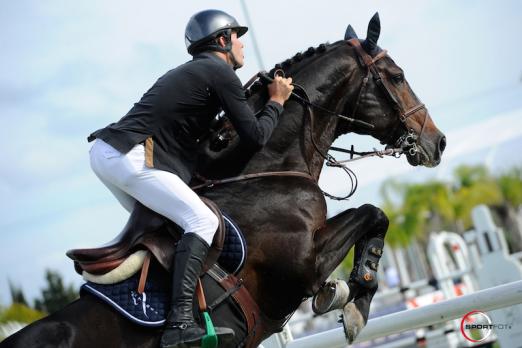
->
[[2, 14, 445, 348]]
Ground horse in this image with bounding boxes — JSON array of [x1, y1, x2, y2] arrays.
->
[[1, 14, 446, 348]]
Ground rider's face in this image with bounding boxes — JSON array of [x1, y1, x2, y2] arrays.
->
[[229, 31, 244, 68]]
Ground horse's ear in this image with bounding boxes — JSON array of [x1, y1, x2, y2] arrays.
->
[[364, 12, 380, 52], [344, 24, 358, 40]]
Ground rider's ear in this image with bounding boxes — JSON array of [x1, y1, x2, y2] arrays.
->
[[363, 12, 380, 53], [344, 25, 358, 40], [216, 35, 227, 48]]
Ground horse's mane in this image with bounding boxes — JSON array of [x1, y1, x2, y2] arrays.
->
[[196, 40, 347, 181], [246, 41, 345, 98]]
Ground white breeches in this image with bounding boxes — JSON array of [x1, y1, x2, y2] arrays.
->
[[89, 139, 218, 246]]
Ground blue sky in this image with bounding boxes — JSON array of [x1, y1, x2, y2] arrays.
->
[[1, 1, 522, 304]]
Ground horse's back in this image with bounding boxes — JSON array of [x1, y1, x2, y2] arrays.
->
[[0, 294, 160, 348]]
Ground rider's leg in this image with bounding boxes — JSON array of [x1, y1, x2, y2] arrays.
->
[[89, 139, 234, 347], [89, 139, 137, 212], [90, 138, 218, 244]]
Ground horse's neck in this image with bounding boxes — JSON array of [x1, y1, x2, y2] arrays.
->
[[243, 51, 359, 181]]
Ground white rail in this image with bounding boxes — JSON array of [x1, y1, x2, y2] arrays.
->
[[286, 280, 522, 348]]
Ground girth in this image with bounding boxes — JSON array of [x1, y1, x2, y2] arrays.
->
[[206, 265, 288, 348]]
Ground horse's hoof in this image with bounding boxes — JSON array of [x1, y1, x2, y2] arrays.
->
[[312, 279, 350, 314], [342, 302, 366, 344]]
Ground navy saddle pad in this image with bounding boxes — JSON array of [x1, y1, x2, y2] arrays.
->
[[82, 212, 246, 327], [217, 212, 247, 275], [82, 261, 168, 326]]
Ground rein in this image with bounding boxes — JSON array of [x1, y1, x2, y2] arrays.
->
[[190, 171, 315, 191], [192, 40, 426, 199]]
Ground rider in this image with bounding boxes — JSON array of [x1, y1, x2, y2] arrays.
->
[[87, 9, 293, 348]]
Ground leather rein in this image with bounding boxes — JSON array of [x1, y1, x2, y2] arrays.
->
[[192, 39, 428, 200]]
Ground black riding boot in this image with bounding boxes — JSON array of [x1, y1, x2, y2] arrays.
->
[[160, 233, 234, 348]]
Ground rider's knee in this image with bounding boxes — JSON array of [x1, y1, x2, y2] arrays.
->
[[206, 211, 219, 232], [186, 210, 219, 245]]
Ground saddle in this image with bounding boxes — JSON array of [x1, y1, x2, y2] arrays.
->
[[68, 199, 285, 348], [66, 197, 226, 276]]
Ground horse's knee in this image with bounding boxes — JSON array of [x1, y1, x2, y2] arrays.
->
[[357, 204, 389, 232]]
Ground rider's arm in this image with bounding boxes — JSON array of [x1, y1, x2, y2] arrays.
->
[[212, 68, 284, 149]]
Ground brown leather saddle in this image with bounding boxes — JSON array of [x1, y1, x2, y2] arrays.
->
[[66, 197, 226, 275], [69, 198, 282, 348]]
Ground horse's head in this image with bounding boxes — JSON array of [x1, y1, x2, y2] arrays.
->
[[196, 14, 446, 182], [337, 13, 446, 167]]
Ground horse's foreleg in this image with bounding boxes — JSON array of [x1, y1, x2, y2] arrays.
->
[[313, 204, 388, 288], [312, 204, 389, 343]]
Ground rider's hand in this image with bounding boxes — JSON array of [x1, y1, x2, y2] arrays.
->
[[268, 76, 294, 106]]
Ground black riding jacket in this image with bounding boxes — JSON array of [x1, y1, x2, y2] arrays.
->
[[88, 52, 283, 184]]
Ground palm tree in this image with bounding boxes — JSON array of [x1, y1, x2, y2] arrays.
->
[[380, 165, 518, 244], [381, 179, 455, 245], [451, 165, 503, 231], [338, 165, 522, 276]]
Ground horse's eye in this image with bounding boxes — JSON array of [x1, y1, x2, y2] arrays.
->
[[392, 73, 404, 83]]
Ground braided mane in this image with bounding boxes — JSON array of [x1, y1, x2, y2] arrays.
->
[[246, 42, 341, 96]]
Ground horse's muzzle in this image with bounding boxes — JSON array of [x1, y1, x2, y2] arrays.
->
[[413, 132, 446, 167]]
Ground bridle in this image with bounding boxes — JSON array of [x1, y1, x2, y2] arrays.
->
[[346, 38, 429, 157], [192, 39, 429, 200]]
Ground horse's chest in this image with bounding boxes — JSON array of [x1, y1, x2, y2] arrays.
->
[[209, 183, 326, 236]]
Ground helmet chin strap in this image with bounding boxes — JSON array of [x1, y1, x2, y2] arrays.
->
[[221, 37, 241, 70], [215, 32, 241, 70], [195, 33, 241, 70], [227, 51, 242, 70]]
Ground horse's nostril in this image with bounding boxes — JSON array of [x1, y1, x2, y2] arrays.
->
[[439, 136, 446, 153]]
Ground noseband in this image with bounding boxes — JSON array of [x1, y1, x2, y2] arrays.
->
[[347, 38, 429, 157]]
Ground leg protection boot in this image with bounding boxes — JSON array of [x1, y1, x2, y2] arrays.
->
[[342, 237, 384, 343], [349, 236, 384, 290]]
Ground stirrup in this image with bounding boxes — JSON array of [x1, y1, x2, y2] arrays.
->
[[201, 311, 217, 348], [201, 317, 235, 348], [198, 279, 235, 347], [161, 322, 234, 348]]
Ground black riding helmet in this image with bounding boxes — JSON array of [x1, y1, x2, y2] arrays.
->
[[185, 9, 248, 55]]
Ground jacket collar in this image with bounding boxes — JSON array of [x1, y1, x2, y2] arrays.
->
[[193, 51, 230, 67]]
